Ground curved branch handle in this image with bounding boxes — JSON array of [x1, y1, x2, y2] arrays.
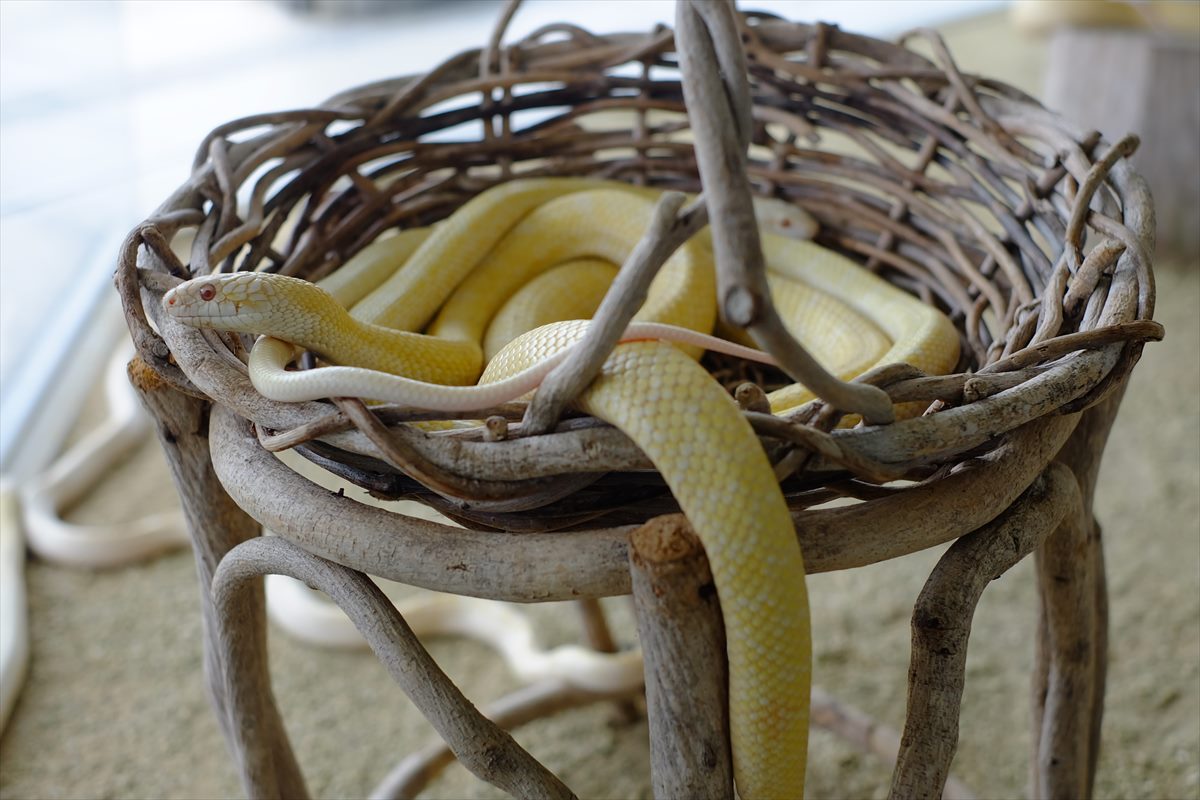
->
[[675, 0, 896, 424]]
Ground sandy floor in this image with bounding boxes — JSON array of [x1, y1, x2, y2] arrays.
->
[[1, 11, 1198, 800]]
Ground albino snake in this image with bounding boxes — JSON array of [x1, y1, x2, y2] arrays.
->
[[165, 178, 960, 798]]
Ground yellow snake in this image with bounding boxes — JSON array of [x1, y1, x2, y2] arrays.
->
[[163, 178, 959, 798]]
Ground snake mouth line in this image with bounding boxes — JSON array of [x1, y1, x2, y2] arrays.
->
[[165, 312, 223, 323]]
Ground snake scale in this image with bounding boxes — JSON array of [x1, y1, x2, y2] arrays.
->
[[165, 178, 959, 798]]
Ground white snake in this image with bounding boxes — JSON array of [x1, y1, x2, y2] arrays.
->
[[163, 178, 959, 798]]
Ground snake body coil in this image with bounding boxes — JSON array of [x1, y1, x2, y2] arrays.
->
[[164, 178, 959, 798]]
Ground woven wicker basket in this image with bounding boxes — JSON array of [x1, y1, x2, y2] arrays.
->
[[118, 2, 1160, 797]]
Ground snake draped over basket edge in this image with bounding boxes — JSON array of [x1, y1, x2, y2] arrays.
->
[[164, 177, 960, 798]]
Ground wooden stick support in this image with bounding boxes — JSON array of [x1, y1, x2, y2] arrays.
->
[[1031, 386, 1127, 797], [1034, 503, 1094, 799], [128, 356, 308, 799], [212, 536, 576, 800], [890, 462, 1081, 800], [628, 515, 733, 800]]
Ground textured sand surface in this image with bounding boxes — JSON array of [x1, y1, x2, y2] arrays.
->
[[2, 11, 1198, 800]]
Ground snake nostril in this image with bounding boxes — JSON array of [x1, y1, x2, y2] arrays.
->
[[167, 296, 175, 305]]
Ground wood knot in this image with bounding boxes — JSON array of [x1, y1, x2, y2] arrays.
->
[[722, 286, 760, 327], [734, 382, 771, 413], [483, 415, 509, 442], [629, 515, 702, 564], [127, 355, 169, 393], [912, 606, 947, 632]]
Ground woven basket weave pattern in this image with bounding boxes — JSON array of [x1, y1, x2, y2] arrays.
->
[[118, 13, 1157, 532]]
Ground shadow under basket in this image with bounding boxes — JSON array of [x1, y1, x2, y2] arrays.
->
[[117, 3, 1161, 798]]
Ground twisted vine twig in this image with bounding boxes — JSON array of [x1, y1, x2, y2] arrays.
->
[[212, 536, 575, 800], [891, 463, 1080, 798], [677, 0, 895, 424]]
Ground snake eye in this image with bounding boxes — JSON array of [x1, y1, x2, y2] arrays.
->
[[198, 283, 216, 302]]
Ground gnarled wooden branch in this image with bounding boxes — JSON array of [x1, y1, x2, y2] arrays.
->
[[1033, 497, 1094, 799], [1032, 386, 1126, 797], [127, 357, 306, 799], [331, 396, 603, 512], [629, 515, 733, 799], [212, 536, 576, 800], [675, 0, 895, 424], [369, 678, 642, 800], [889, 462, 1081, 799], [211, 401, 1075, 601], [210, 403, 636, 602]]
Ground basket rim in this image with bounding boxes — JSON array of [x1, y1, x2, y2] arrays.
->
[[118, 12, 1159, 534]]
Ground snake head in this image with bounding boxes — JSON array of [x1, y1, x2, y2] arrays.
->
[[162, 272, 332, 343]]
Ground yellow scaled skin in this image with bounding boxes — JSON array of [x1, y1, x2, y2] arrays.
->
[[758, 235, 961, 414], [429, 188, 715, 348], [166, 178, 962, 800], [165, 271, 480, 384], [581, 343, 810, 797], [481, 328, 811, 798], [483, 259, 617, 360]]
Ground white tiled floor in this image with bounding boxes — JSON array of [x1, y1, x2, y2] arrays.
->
[[0, 0, 998, 469]]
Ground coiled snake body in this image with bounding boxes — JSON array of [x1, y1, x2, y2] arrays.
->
[[165, 178, 959, 798]]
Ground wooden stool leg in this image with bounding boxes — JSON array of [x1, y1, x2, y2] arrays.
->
[[1032, 389, 1126, 797], [129, 357, 307, 799], [629, 515, 733, 800], [212, 536, 575, 800], [1033, 501, 1094, 799], [890, 463, 1081, 800]]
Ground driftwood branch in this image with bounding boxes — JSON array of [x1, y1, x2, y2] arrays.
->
[[210, 403, 635, 601], [979, 320, 1163, 375], [889, 462, 1081, 799], [791, 414, 1076, 573], [331, 396, 603, 512], [1063, 238, 1126, 315], [211, 400, 1075, 600], [1063, 135, 1141, 268], [1031, 385, 1127, 797], [127, 357, 306, 799], [676, 0, 895, 424], [628, 514, 733, 799], [211, 536, 576, 800], [1033, 497, 1093, 799]]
